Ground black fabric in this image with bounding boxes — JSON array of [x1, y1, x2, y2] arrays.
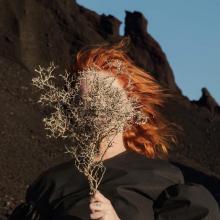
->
[[9, 150, 220, 220], [171, 161, 220, 207]]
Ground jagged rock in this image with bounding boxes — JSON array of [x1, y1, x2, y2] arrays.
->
[[100, 14, 121, 37], [124, 11, 182, 92], [125, 11, 148, 37], [0, 0, 220, 217], [191, 87, 220, 116]]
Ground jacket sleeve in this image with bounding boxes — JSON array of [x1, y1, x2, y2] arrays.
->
[[153, 182, 220, 220], [9, 172, 53, 220]]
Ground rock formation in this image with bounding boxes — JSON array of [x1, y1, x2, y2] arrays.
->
[[0, 0, 219, 218]]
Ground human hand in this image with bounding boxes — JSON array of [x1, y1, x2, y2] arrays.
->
[[89, 190, 121, 220]]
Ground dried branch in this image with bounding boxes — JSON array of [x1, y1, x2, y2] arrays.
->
[[32, 59, 149, 195]]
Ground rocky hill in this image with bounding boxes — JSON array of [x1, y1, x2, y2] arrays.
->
[[0, 0, 219, 218]]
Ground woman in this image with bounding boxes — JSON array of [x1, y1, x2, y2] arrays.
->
[[9, 37, 220, 220]]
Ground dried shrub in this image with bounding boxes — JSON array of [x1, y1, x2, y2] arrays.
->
[[32, 60, 149, 195]]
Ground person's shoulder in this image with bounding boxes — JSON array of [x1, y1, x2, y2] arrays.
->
[[40, 159, 76, 185], [151, 158, 185, 184], [9, 160, 76, 220], [26, 159, 76, 201], [129, 151, 185, 184]]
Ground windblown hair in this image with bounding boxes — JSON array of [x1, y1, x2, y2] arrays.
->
[[73, 37, 183, 160]]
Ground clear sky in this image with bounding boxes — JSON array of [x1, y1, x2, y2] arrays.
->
[[76, 0, 220, 104]]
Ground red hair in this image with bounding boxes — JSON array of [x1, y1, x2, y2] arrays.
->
[[73, 37, 183, 160]]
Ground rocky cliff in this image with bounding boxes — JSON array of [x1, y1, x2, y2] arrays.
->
[[0, 0, 219, 218]]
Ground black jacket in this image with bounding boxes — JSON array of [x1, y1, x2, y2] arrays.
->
[[9, 150, 220, 219]]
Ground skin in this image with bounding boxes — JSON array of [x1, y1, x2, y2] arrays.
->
[[80, 70, 127, 219], [89, 190, 121, 220]]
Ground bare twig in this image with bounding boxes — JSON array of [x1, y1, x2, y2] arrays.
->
[[32, 60, 149, 195]]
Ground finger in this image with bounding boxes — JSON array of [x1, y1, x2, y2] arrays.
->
[[90, 192, 100, 202], [93, 190, 107, 202], [90, 195, 96, 203], [89, 201, 106, 212], [90, 210, 105, 219]]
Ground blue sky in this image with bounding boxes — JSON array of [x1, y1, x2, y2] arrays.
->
[[77, 0, 220, 104]]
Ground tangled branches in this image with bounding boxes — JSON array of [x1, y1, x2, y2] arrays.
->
[[32, 60, 149, 195]]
